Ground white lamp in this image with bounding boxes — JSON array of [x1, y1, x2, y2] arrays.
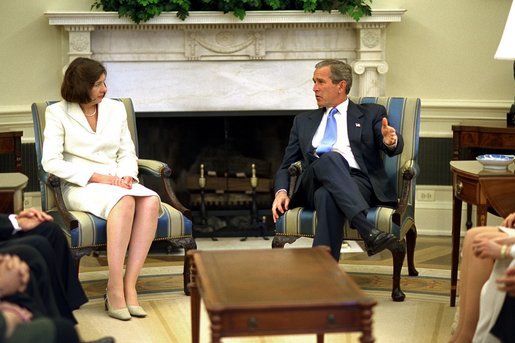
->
[[495, 0, 515, 126], [495, 0, 515, 60]]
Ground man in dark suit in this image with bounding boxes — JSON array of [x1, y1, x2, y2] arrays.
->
[[272, 59, 401, 261], [0, 209, 87, 317], [0, 210, 115, 342]]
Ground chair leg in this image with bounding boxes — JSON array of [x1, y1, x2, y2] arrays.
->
[[71, 247, 95, 275], [178, 237, 197, 296], [388, 240, 406, 302], [405, 224, 419, 276], [272, 235, 300, 248]]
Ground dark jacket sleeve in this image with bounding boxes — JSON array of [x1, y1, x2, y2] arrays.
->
[[0, 214, 15, 240], [0, 312, 6, 342]]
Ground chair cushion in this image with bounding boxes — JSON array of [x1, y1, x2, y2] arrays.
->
[[275, 206, 400, 240], [52, 202, 193, 248]]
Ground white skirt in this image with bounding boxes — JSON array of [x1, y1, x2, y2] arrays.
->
[[62, 181, 161, 219], [473, 227, 515, 343]]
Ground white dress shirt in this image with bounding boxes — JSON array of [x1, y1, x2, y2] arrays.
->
[[312, 99, 360, 169]]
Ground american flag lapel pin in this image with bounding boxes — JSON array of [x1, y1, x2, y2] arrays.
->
[[355, 123, 361, 127]]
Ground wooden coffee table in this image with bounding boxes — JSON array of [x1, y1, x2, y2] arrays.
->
[[188, 246, 377, 343]]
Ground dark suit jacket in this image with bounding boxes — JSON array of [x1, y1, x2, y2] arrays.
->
[[0, 214, 16, 240], [274, 100, 404, 205]]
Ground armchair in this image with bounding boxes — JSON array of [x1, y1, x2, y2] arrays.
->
[[273, 97, 421, 302], [31, 98, 196, 294]]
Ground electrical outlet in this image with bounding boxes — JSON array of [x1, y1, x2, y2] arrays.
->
[[417, 190, 435, 202], [24, 196, 33, 209]]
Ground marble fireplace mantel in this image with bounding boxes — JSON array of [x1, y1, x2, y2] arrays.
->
[[46, 10, 406, 112]]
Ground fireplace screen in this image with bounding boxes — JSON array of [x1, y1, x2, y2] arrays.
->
[[136, 112, 296, 236]]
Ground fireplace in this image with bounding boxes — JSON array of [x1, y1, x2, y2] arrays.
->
[[136, 110, 296, 236]]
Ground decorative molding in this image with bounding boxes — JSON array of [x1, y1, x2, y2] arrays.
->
[[185, 30, 265, 60], [46, 10, 406, 26], [419, 99, 512, 138], [0, 105, 31, 115], [46, 10, 406, 109], [1, 99, 510, 141], [0, 107, 34, 143], [422, 98, 512, 111]]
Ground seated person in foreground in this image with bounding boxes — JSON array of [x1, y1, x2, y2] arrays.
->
[[449, 212, 515, 343], [271, 59, 401, 261], [1, 208, 87, 314], [0, 253, 114, 343]]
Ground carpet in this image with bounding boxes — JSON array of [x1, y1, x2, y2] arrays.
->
[[75, 237, 457, 342]]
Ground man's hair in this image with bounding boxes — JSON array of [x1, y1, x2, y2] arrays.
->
[[315, 59, 353, 94], [61, 57, 107, 104]]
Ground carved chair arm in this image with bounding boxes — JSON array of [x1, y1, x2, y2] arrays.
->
[[287, 161, 303, 197], [47, 173, 79, 231], [393, 160, 419, 224], [137, 159, 192, 219]]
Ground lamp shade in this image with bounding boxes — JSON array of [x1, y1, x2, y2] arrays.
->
[[495, 0, 515, 60]]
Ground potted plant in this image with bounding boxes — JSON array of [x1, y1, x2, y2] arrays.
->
[[91, 0, 372, 24]]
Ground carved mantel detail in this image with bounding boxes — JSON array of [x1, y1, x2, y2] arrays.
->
[[46, 10, 405, 111]]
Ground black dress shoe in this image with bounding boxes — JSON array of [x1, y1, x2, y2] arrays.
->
[[364, 229, 397, 256], [83, 337, 115, 343]]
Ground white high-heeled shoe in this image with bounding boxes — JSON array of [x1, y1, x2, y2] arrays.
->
[[104, 293, 131, 321], [127, 305, 147, 318]]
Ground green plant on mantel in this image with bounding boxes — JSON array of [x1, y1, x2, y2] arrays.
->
[[91, 0, 372, 24]]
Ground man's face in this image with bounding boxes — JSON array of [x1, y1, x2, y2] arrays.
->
[[312, 66, 346, 108]]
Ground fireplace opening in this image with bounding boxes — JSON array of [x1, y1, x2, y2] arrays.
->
[[136, 111, 298, 237]]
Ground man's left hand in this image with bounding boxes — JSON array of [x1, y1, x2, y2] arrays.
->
[[381, 117, 397, 146]]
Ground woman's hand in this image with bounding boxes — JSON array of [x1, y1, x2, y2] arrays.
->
[[90, 173, 132, 189], [121, 176, 133, 189], [110, 176, 132, 189], [496, 267, 515, 296], [472, 237, 502, 259], [502, 212, 515, 228]]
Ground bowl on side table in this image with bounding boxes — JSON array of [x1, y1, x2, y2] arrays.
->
[[476, 154, 515, 170]]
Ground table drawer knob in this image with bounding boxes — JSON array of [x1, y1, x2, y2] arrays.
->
[[248, 317, 257, 331], [327, 313, 336, 325], [456, 181, 463, 195]]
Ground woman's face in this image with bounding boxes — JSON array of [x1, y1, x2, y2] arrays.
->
[[89, 73, 107, 105]]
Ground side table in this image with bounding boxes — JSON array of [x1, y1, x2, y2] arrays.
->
[[0, 173, 29, 213], [449, 160, 515, 307], [452, 125, 515, 229], [0, 131, 23, 172]]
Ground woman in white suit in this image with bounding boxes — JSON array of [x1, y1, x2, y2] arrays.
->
[[449, 212, 515, 343], [42, 57, 160, 321]]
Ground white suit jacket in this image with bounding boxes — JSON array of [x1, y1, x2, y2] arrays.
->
[[42, 98, 139, 187]]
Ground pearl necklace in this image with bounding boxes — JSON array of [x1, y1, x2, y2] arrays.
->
[[84, 107, 97, 117]]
